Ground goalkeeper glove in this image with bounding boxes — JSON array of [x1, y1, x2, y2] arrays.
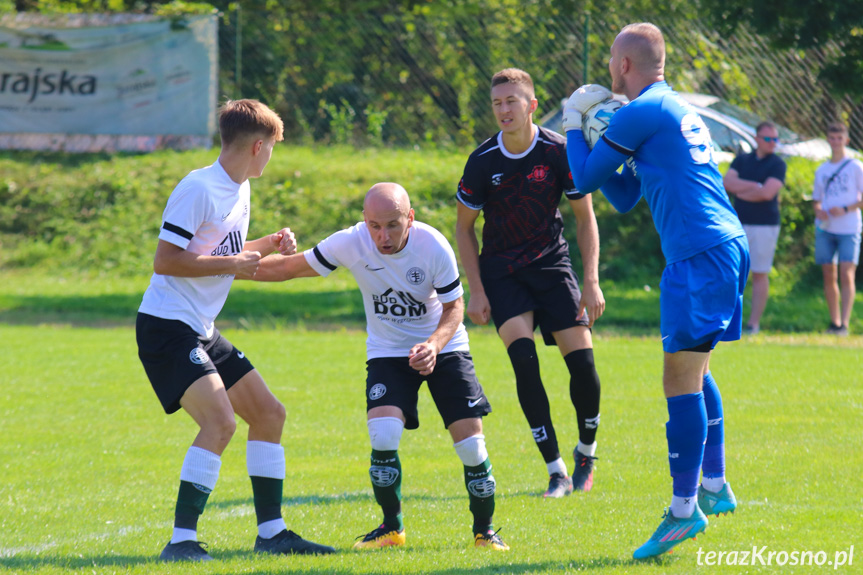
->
[[562, 84, 613, 132]]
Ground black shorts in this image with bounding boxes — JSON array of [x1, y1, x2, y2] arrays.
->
[[136, 313, 254, 414], [482, 252, 588, 346], [365, 352, 492, 430]]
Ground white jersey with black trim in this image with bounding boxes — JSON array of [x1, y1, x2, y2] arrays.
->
[[304, 221, 470, 359], [138, 161, 250, 339]]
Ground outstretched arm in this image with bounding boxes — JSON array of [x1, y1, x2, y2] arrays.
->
[[239, 252, 321, 281], [408, 297, 464, 376], [243, 227, 297, 256], [153, 240, 262, 278]]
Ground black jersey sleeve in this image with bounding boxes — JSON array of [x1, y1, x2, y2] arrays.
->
[[457, 150, 489, 210]]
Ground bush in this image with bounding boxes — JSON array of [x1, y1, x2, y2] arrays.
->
[[0, 147, 831, 294]]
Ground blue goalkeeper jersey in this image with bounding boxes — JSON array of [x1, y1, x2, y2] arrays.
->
[[567, 81, 744, 264]]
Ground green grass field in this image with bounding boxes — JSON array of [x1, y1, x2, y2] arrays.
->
[[1, 274, 861, 574]]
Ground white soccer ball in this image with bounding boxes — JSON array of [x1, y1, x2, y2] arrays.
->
[[582, 98, 623, 149]]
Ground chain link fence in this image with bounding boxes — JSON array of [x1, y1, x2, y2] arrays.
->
[[217, 7, 862, 150]]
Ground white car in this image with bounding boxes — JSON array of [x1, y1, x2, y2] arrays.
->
[[678, 93, 859, 162], [540, 92, 858, 163]]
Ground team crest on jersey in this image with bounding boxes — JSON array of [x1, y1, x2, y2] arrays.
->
[[406, 267, 425, 285], [189, 347, 209, 365], [369, 383, 387, 400], [491, 172, 503, 186], [527, 165, 550, 182]]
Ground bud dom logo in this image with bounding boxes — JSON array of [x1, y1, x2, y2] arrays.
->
[[372, 288, 427, 317]]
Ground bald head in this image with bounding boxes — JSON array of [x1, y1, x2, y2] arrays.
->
[[364, 182, 411, 216], [615, 23, 665, 75], [609, 22, 665, 99], [363, 183, 415, 254]]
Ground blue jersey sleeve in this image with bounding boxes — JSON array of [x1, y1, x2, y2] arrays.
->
[[599, 163, 642, 213], [566, 129, 642, 212]]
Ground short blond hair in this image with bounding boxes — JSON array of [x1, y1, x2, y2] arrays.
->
[[491, 68, 535, 98], [218, 99, 284, 147], [827, 122, 848, 136]]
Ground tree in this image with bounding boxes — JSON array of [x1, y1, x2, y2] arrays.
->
[[701, 0, 863, 100]]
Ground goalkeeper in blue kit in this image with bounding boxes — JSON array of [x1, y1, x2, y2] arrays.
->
[[563, 23, 749, 559]]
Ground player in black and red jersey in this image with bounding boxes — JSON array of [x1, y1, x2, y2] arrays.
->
[[455, 68, 605, 498]]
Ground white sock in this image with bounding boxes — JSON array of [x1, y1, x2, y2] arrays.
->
[[171, 447, 221, 544], [575, 441, 597, 457], [670, 495, 697, 518], [179, 446, 221, 487], [367, 417, 404, 451], [258, 518, 287, 539], [247, 441, 287, 539], [453, 434, 488, 467], [247, 441, 286, 480], [701, 476, 726, 493], [546, 457, 567, 477], [171, 527, 198, 544]]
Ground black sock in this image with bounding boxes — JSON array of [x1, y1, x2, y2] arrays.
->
[[565, 348, 601, 446], [507, 338, 560, 463]]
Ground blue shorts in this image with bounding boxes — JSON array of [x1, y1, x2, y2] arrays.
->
[[814, 228, 861, 266], [660, 236, 750, 353]]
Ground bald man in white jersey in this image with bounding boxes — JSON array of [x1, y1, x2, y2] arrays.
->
[[250, 183, 509, 551]]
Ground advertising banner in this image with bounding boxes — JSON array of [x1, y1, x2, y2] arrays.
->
[[0, 14, 217, 151]]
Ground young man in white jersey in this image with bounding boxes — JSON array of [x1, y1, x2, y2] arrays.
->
[[250, 182, 509, 551], [136, 99, 335, 561], [812, 122, 863, 336]]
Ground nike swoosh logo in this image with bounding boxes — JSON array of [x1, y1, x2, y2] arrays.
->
[[365, 265, 385, 271], [237, 351, 245, 359], [468, 398, 482, 408], [221, 212, 232, 221]]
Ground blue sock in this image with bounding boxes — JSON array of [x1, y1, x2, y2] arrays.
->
[[666, 392, 707, 498], [701, 371, 725, 480]]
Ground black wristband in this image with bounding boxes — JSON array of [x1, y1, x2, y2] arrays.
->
[[844, 205, 850, 213]]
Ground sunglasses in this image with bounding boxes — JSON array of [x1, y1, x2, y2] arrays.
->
[[760, 136, 779, 143]]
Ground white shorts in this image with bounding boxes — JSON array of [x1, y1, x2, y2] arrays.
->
[[742, 224, 780, 273]]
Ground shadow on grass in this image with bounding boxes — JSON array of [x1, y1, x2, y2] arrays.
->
[[207, 492, 372, 510], [0, 554, 154, 572], [0, 288, 366, 329], [207, 490, 511, 511], [0, 552, 647, 573], [0, 286, 664, 335]]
